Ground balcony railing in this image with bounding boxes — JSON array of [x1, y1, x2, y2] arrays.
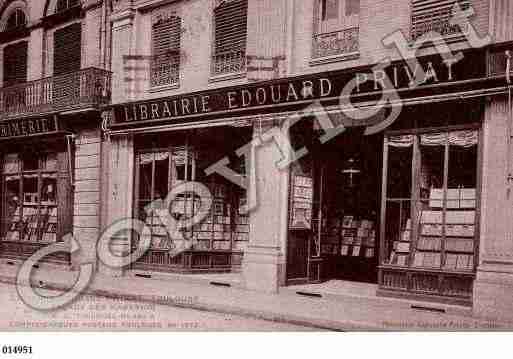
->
[[312, 27, 359, 59], [211, 49, 247, 77], [0, 67, 112, 119]]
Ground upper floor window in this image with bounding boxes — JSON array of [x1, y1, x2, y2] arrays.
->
[[151, 11, 182, 88], [3, 41, 28, 87], [56, 0, 80, 13], [211, 0, 248, 77], [312, 0, 359, 60], [411, 0, 471, 41], [5, 8, 26, 31]]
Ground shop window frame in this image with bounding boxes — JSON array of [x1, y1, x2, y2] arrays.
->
[[131, 135, 250, 273], [378, 123, 482, 304]]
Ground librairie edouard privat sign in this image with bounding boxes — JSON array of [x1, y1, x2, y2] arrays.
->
[[111, 51, 484, 127]]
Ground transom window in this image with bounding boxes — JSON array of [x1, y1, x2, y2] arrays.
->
[[56, 0, 80, 13], [5, 8, 26, 31], [211, 0, 248, 76]]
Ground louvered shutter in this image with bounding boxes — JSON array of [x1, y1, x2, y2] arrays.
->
[[212, 0, 248, 75], [151, 16, 181, 87], [411, 0, 471, 40], [53, 23, 81, 106], [53, 23, 82, 75], [3, 41, 28, 87]]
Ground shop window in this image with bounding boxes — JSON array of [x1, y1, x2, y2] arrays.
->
[[382, 129, 478, 273], [410, 0, 471, 41], [312, 0, 359, 60], [1, 153, 59, 244], [151, 12, 181, 88], [5, 8, 26, 31], [211, 0, 248, 77], [133, 136, 250, 273]]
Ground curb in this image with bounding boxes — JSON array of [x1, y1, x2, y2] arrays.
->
[[0, 275, 377, 331]]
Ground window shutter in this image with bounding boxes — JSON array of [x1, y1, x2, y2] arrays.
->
[[53, 22, 82, 75], [151, 15, 181, 87], [411, 0, 471, 40], [212, 0, 248, 75], [3, 41, 28, 87], [214, 0, 248, 55]]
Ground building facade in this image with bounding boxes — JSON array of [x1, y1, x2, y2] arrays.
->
[[3, 0, 513, 323], [0, 0, 111, 269]]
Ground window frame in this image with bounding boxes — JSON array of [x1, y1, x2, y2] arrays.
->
[[380, 123, 482, 275], [1, 152, 59, 244], [210, 0, 248, 80], [310, 0, 360, 65], [409, 0, 472, 43], [150, 10, 182, 90]]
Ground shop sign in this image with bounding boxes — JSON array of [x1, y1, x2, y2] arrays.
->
[[110, 51, 485, 127], [0, 116, 58, 140]]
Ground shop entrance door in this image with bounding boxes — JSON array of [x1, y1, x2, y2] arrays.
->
[[286, 130, 382, 286]]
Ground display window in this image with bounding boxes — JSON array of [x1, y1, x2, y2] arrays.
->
[[132, 129, 251, 273], [380, 127, 479, 302], [1, 152, 58, 244]]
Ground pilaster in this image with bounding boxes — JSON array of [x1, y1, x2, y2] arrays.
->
[[242, 119, 289, 293]]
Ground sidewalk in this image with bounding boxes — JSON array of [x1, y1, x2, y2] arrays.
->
[[0, 262, 510, 331]]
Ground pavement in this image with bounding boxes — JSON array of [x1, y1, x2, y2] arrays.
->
[[0, 282, 314, 331], [0, 261, 511, 331]]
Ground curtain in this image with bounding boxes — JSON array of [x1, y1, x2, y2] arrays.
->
[[421, 130, 477, 147], [139, 152, 169, 165], [388, 134, 414, 147]]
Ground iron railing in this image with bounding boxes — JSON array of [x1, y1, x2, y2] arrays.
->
[[211, 49, 246, 76], [312, 27, 359, 59], [0, 67, 112, 119]]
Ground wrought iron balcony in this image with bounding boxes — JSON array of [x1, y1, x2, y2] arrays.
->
[[211, 49, 247, 77], [0, 67, 112, 119], [312, 27, 359, 59]]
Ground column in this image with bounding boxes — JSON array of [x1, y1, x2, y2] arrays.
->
[[98, 134, 135, 277], [242, 120, 290, 293], [474, 96, 513, 321]]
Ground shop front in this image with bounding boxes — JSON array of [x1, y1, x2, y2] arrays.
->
[[107, 46, 512, 305], [0, 115, 73, 265]]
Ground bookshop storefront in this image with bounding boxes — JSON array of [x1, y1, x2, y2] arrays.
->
[[286, 100, 483, 305], [107, 47, 513, 307], [0, 115, 73, 264], [128, 125, 252, 273]]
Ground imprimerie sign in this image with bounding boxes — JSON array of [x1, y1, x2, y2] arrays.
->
[[0, 116, 58, 139], [111, 51, 486, 128]]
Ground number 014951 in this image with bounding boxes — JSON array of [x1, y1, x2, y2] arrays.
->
[[2, 346, 32, 355]]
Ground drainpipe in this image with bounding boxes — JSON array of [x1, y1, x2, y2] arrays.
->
[[506, 51, 513, 198], [100, 0, 108, 68], [66, 134, 77, 189]]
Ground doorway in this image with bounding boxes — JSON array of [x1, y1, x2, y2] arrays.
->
[[286, 128, 383, 285]]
